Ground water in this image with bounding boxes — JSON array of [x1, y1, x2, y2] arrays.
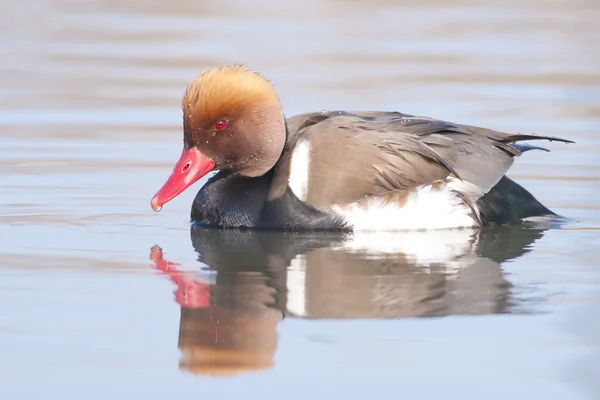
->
[[1, 0, 600, 398]]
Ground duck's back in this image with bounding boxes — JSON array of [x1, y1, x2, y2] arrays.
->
[[265, 110, 570, 230]]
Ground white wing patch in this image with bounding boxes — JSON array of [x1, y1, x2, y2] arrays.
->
[[331, 181, 478, 231], [288, 139, 311, 201]]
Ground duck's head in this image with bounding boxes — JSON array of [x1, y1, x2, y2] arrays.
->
[[151, 65, 286, 211]]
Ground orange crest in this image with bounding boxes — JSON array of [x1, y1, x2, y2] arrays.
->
[[182, 65, 279, 132]]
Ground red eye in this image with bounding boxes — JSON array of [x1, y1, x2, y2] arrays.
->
[[215, 120, 227, 131]]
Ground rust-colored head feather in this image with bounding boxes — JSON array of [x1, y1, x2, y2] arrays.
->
[[179, 65, 286, 177], [182, 65, 280, 132]]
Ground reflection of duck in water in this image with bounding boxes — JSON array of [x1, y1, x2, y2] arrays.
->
[[150, 246, 282, 377], [150, 224, 549, 376]]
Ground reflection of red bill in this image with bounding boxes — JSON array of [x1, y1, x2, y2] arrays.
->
[[150, 245, 211, 308]]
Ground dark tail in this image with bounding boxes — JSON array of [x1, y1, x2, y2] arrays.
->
[[477, 176, 558, 225]]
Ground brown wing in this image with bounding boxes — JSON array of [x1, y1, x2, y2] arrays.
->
[[271, 111, 572, 210]]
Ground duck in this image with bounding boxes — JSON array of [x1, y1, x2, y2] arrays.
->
[[150, 65, 573, 231]]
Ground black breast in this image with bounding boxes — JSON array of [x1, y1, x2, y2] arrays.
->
[[191, 170, 272, 228], [191, 170, 349, 231], [260, 188, 350, 231]]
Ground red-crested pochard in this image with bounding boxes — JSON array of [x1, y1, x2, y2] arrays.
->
[[150, 65, 572, 231]]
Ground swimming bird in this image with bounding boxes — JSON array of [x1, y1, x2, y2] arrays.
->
[[151, 65, 572, 231]]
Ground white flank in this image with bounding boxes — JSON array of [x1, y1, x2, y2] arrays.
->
[[331, 182, 477, 231], [286, 256, 307, 317], [288, 139, 311, 201]]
